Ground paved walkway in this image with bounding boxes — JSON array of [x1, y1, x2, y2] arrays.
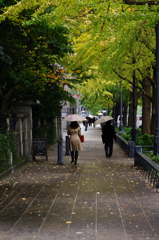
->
[[0, 124, 159, 240]]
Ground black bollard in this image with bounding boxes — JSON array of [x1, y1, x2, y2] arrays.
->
[[57, 140, 63, 165], [134, 146, 142, 167], [65, 136, 70, 155]]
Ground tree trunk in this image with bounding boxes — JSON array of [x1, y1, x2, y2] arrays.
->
[[142, 77, 151, 135], [150, 66, 156, 135], [128, 91, 133, 127], [123, 102, 128, 127], [1, 86, 15, 112], [151, 84, 156, 135], [115, 101, 120, 125], [128, 89, 140, 128]]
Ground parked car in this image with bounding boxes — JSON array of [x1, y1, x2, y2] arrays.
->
[[117, 115, 128, 127], [117, 115, 142, 128]]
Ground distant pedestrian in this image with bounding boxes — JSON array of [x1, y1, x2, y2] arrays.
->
[[93, 117, 95, 126], [102, 120, 116, 158], [85, 120, 88, 131], [67, 121, 82, 165]]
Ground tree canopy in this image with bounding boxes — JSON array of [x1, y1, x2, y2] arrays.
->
[[0, 0, 78, 116], [1, 0, 159, 121], [49, 0, 158, 134]]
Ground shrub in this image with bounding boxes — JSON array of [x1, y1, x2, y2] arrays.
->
[[146, 152, 159, 165], [123, 127, 132, 134], [0, 131, 17, 173], [135, 133, 154, 146], [122, 133, 132, 141], [117, 127, 131, 141]]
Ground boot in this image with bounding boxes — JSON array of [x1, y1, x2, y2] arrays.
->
[[71, 151, 74, 163], [75, 151, 78, 165]]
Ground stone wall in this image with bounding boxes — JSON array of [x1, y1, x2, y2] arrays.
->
[[12, 102, 33, 161], [10, 101, 62, 162]]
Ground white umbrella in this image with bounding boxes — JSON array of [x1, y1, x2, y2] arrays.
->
[[94, 116, 113, 126], [63, 114, 87, 121], [88, 115, 93, 118]]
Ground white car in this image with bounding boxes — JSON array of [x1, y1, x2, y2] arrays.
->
[[117, 115, 128, 127], [137, 115, 142, 128], [117, 115, 142, 128]]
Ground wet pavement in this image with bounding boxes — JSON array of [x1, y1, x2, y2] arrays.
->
[[0, 124, 159, 240]]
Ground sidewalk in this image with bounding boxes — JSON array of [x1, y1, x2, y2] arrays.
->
[[0, 124, 159, 240]]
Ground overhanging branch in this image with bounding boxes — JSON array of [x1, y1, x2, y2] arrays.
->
[[113, 67, 132, 84], [124, 0, 159, 5]]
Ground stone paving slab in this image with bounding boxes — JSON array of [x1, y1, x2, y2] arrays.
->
[[0, 124, 159, 240]]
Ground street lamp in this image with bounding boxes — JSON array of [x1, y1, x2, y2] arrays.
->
[[154, 21, 159, 155], [119, 81, 123, 131], [108, 97, 109, 116], [113, 93, 116, 128], [132, 60, 137, 142]]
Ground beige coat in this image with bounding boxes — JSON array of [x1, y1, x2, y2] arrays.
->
[[67, 125, 82, 151]]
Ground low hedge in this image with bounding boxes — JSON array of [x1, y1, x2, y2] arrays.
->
[[117, 127, 159, 165]]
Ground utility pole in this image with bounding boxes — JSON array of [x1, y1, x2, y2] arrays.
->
[[154, 21, 159, 155], [119, 81, 123, 131], [132, 59, 137, 142]]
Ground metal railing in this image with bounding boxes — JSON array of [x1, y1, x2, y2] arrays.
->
[[116, 134, 135, 158], [135, 146, 159, 191], [116, 134, 159, 191]]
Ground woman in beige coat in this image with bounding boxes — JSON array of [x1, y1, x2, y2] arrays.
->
[[67, 121, 82, 165]]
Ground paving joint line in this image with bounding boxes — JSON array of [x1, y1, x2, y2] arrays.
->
[[126, 177, 157, 238], [10, 178, 50, 233], [0, 182, 30, 214], [111, 177, 128, 240], [36, 174, 69, 237]]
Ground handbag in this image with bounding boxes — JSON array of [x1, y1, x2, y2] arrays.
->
[[101, 134, 105, 144], [79, 135, 84, 142]]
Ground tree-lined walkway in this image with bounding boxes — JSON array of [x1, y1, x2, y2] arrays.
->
[[0, 124, 159, 240]]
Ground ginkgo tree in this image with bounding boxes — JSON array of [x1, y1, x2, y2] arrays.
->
[[1, 0, 159, 135], [53, 0, 159, 134]]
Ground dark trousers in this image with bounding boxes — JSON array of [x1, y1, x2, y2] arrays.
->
[[104, 140, 113, 157], [71, 151, 78, 162]]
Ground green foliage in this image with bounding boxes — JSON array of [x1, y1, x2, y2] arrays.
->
[[146, 152, 159, 165], [0, 131, 17, 172], [47, 124, 56, 145], [32, 105, 57, 146], [117, 127, 132, 141], [135, 133, 154, 146], [0, 2, 75, 112], [118, 127, 149, 144], [137, 128, 142, 137], [151, 154, 159, 165], [0, 0, 17, 8], [121, 133, 132, 141], [123, 127, 132, 135], [119, 127, 141, 136], [119, 127, 155, 161], [36, 124, 56, 146], [53, 0, 158, 115]]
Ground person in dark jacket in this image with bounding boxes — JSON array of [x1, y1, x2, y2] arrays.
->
[[102, 120, 116, 158]]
